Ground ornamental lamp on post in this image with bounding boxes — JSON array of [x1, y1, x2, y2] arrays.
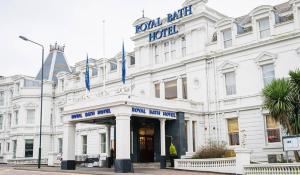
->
[[19, 35, 44, 169]]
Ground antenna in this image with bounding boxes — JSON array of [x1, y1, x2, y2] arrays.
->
[[102, 20, 107, 96], [142, 9, 145, 18]]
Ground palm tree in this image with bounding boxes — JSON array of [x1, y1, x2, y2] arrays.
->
[[262, 70, 300, 162]]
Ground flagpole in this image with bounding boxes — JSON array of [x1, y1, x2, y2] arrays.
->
[[102, 20, 107, 96]]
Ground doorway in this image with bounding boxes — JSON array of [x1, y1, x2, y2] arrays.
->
[[139, 127, 154, 162]]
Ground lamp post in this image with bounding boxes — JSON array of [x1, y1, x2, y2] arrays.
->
[[19, 35, 44, 169]]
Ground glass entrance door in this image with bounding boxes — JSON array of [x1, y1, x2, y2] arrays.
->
[[139, 127, 154, 162]]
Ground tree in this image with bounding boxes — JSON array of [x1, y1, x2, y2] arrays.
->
[[262, 69, 300, 162]]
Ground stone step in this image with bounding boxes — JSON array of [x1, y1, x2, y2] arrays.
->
[[133, 162, 160, 169]]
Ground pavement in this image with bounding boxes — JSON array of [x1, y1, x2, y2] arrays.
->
[[0, 164, 227, 175]]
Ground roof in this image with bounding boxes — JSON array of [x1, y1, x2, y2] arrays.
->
[[35, 43, 71, 83], [235, 1, 293, 25]]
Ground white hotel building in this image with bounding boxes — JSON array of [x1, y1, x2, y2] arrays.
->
[[1, 0, 300, 173]]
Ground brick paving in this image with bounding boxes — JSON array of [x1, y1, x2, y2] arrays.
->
[[0, 165, 228, 175]]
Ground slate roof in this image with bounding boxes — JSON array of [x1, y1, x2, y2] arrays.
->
[[35, 44, 71, 83], [235, 2, 293, 25]]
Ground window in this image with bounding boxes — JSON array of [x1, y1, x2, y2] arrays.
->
[[100, 133, 106, 153], [225, 72, 236, 95], [100, 67, 104, 78], [181, 37, 186, 57], [26, 109, 35, 124], [0, 114, 3, 130], [59, 108, 64, 123], [16, 82, 20, 93], [110, 61, 117, 72], [0, 143, 1, 154], [58, 138, 63, 154], [258, 17, 271, 39], [155, 83, 160, 98], [13, 140, 17, 158], [223, 29, 232, 48], [0, 91, 4, 106], [60, 79, 64, 91], [154, 45, 159, 64], [130, 56, 135, 66], [8, 113, 11, 128], [192, 121, 196, 152], [262, 64, 275, 86], [14, 110, 18, 125], [82, 135, 87, 154], [24, 79, 40, 87], [171, 40, 176, 60], [228, 118, 240, 146], [266, 115, 281, 143], [182, 77, 187, 99], [164, 42, 170, 62], [7, 142, 10, 152], [92, 66, 98, 76], [165, 80, 177, 99], [25, 139, 33, 158]]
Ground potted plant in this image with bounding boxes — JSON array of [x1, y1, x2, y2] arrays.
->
[[169, 143, 177, 167]]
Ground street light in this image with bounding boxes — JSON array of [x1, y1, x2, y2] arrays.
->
[[19, 35, 44, 169]]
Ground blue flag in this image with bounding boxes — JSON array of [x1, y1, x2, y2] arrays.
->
[[122, 42, 126, 84], [85, 54, 90, 92]]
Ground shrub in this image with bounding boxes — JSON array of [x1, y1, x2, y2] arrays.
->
[[192, 141, 229, 159], [169, 143, 177, 156]]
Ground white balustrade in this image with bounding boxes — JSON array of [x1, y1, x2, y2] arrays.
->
[[174, 158, 236, 174], [244, 163, 300, 175]]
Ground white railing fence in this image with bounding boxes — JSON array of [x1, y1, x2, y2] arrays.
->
[[244, 163, 300, 175], [175, 157, 236, 174]]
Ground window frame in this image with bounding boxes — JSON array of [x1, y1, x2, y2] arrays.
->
[[0, 114, 3, 130], [265, 115, 281, 144], [82, 135, 87, 154], [100, 133, 106, 154], [164, 79, 177, 100], [224, 71, 237, 96], [222, 29, 232, 48], [25, 139, 33, 158], [262, 64, 275, 87], [258, 17, 271, 39], [181, 36, 186, 57], [0, 91, 4, 106], [164, 42, 170, 62], [227, 118, 240, 146], [26, 109, 35, 124]]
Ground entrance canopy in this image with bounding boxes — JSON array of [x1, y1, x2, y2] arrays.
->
[[61, 93, 203, 173]]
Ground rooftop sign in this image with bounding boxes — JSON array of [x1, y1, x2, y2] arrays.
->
[[135, 5, 192, 42]]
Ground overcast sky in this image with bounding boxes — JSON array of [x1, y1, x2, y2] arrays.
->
[[0, 0, 288, 77]]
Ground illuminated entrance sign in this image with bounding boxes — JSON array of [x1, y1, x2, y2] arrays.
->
[[132, 107, 176, 119], [70, 108, 111, 120], [135, 5, 192, 42]]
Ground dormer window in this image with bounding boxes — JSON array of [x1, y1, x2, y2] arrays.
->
[[258, 17, 270, 39], [222, 29, 232, 48]]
